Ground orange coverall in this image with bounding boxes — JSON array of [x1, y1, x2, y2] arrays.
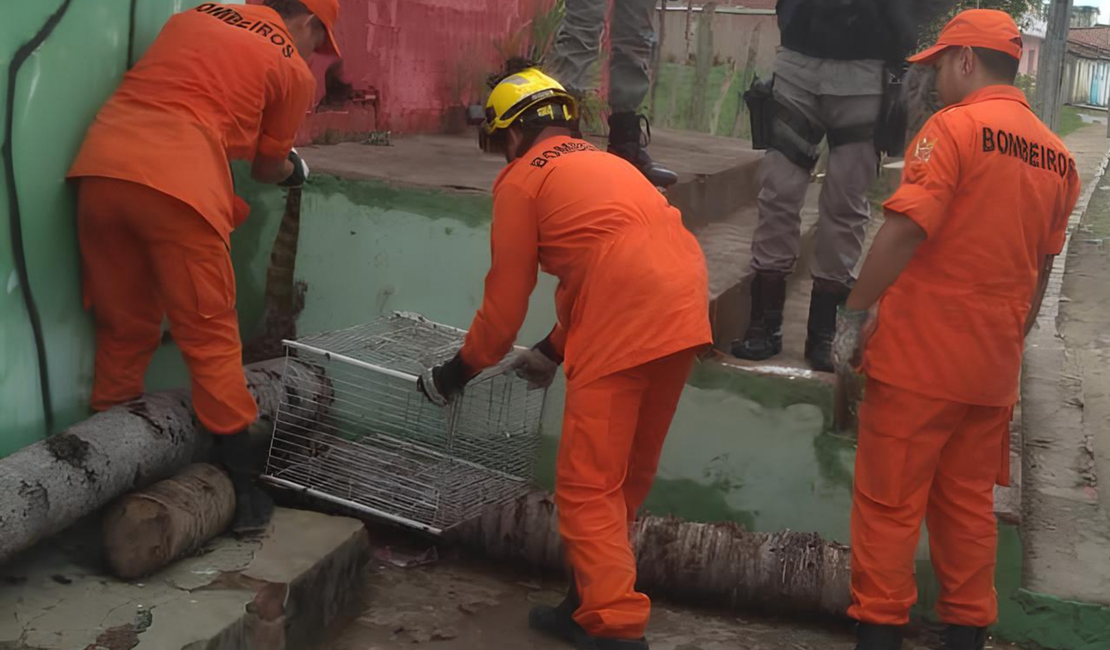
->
[[852, 86, 1080, 627], [67, 4, 316, 434], [459, 136, 712, 639]]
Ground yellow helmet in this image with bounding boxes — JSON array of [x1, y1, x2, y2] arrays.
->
[[483, 67, 578, 134], [471, 67, 579, 154]]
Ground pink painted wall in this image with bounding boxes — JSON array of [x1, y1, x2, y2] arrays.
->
[[250, 0, 553, 132], [307, 0, 555, 133]]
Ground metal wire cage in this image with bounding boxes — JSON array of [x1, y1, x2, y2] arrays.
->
[[263, 312, 547, 534]]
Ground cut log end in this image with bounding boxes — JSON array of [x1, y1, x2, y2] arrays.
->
[[102, 463, 235, 580]]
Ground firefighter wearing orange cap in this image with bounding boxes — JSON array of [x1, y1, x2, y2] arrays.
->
[[832, 10, 1080, 650], [69, 0, 341, 533], [420, 66, 711, 649]]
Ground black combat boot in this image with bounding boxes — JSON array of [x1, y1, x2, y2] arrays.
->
[[529, 578, 649, 649], [855, 623, 903, 650], [805, 278, 853, 373], [944, 625, 988, 650], [216, 430, 275, 534], [732, 271, 788, 361], [607, 112, 678, 188]]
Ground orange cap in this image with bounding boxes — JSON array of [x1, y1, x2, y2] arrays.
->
[[300, 0, 341, 58], [908, 9, 1022, 65]]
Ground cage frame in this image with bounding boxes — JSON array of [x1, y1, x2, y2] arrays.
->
[[261, 312, 547, 535]]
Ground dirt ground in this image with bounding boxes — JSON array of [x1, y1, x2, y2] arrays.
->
[[324, 552, 1017, 650]]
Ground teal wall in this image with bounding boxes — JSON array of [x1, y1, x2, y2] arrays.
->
[[0, 0, 242, 456]]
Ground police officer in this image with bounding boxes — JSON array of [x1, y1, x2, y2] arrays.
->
[[546, 0, 678, 188], [733, 0, 917, 371]]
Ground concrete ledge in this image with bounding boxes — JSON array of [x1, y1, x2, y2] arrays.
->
[[0, 508, 369, 650], [303, 129, 761, 213]]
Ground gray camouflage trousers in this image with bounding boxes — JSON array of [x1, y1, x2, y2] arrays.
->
[[545, 0, 656, 114], [752, 49, 884, 284]]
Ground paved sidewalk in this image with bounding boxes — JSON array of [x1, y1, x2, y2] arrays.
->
[[1021, 121, 1110, 607]]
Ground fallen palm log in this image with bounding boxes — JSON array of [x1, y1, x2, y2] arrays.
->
[[102, 463, 235, 579], [0, 359, 329, 566], [449, 491, 852, 618]]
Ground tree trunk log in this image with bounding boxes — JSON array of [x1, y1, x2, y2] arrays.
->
[[449, 491, 852, 618], [0, 359, 328, 566], [102, 463, 235, 579]]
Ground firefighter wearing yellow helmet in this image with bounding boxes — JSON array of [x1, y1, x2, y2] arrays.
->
[[423, 65, 711, 650], [476, 67, 580, 160]]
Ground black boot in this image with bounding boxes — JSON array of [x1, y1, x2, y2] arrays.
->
[[216, 430, 275, 535], [944, 625, 988, 650], [529, 579, 582, 644], [732, 271, 787, 361], [529, 578, 649, 649], [607, 112, 678, 188], [855, 623, 903, 650], [805, 278, 852, 373]]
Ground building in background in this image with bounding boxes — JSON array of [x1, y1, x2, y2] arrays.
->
[[1022, 12, 1048, 76], [1064, 25, 1110, 107], [1072, 4, 1101, 28]]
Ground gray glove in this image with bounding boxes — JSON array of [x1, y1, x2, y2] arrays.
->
[[509, 348, 560, 390], [279, 148, 310, 187], [832, 307, 874, 376]]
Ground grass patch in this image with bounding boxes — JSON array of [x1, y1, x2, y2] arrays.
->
[[1080, 165, 1110, 239], [1056, 105, 1104, 139]]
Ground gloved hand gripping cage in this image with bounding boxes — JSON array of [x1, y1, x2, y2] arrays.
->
[[263, 312, 547, 534]]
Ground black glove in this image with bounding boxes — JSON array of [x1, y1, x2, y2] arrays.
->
[[533, 334, 564, 365], [417, 353, 473, 405], [279, 149, 309, 187]]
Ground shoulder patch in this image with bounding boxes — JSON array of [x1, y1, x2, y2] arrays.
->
[[912, 136, 936, 163]]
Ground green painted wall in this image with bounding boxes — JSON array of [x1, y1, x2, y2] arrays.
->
[[650, 62, 761, 139], [0, 0, 242, 456]]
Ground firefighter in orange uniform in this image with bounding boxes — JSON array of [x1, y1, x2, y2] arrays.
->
[[832, 11, 1081, 650], [420, 67, 711, 649], [68, 0, 341, 533]]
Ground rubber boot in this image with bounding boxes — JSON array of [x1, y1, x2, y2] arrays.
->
[[804, 278, 852, 373], [732, 271, 787, 361], [855, 623, 903, 650], [607, 112, 678, 188], [529, 579, 581, 644], [529, 578, 649, 649], [944, 625, 988, 650], [217, 430, 275, 535]]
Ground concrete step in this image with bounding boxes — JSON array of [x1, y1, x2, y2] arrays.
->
[[0, 508, 369, 650]]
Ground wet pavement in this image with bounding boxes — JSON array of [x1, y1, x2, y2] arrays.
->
[[327, 555, 1019, 650]]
